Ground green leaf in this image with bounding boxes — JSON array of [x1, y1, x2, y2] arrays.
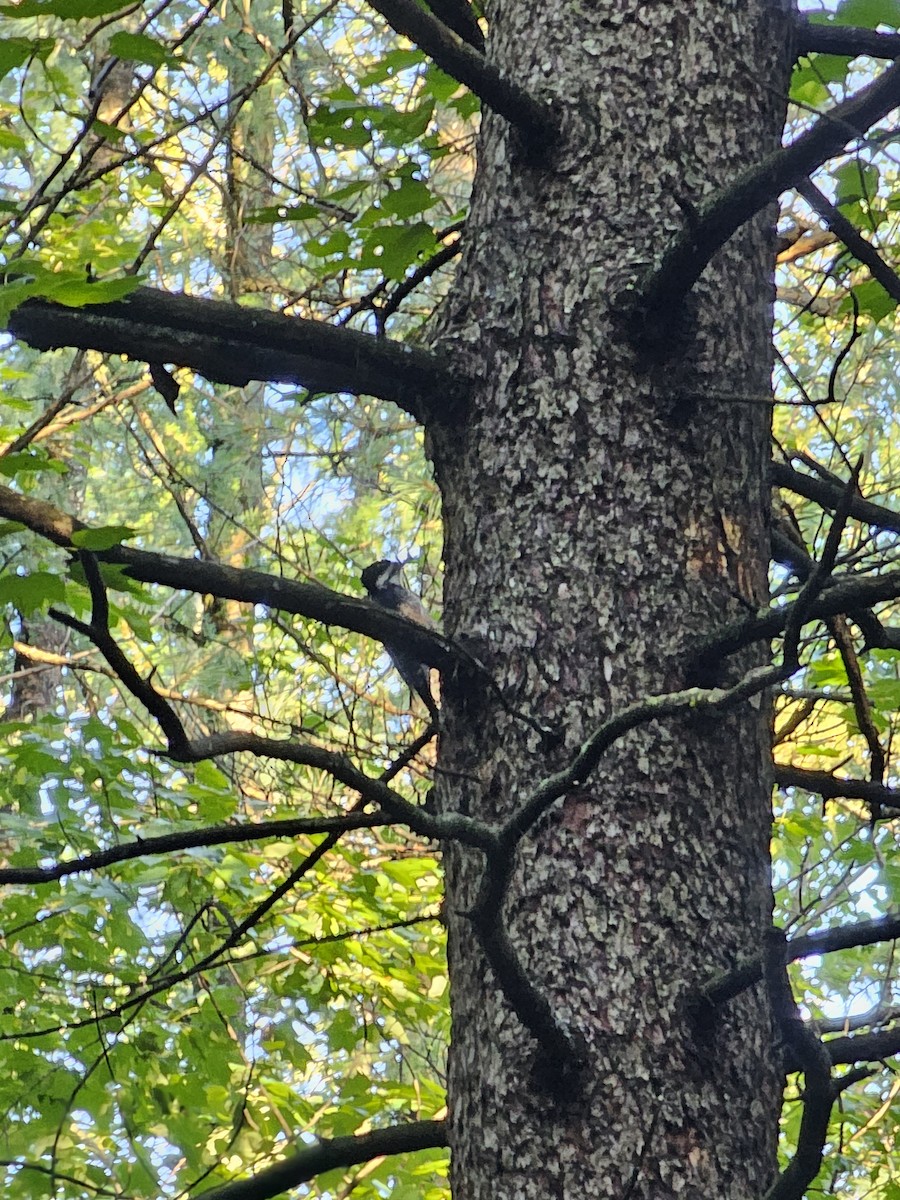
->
[[305, 229, 352, 258], [360, 222, 436, 278], [41, 275, 142, 308], [845, 278, 898, 322], [67, 560, 146, 598], [70, 525, 136, 550], [0, 570, 65, 614], [834, 160, 880, 207], [0, 36, 40, 79], [381, 176, 436, 219], [0, 0, 133, 15], [0, 449, 67, 477], [834, 0, 900, 27], [246, 202, 321, 224], [108, 31, 177, 68]]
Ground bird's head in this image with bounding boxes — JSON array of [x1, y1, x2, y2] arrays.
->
[[361, 560, 404, 596]]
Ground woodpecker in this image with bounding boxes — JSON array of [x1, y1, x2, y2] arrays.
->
[[360, 560, 439, 723]]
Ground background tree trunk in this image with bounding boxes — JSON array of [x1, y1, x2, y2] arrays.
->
[[432, 3, 795, 1195]]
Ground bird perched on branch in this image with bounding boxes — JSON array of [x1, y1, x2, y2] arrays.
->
[[360, 560, 440, 724]]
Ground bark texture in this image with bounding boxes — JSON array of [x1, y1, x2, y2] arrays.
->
[[430, 3, 794, 1197]]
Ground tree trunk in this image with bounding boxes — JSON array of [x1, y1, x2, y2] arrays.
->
[[431, 3, 794, 1195]]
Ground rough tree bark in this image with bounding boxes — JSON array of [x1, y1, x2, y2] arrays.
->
[[430, 3, 795, 1196]]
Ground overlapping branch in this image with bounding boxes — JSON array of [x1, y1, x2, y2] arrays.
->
[[694, 568, 900, 668], [6, 287, 467, 425], [797, 177, 900, 302], [773, 459, 900, 536], [703, 910, 900, 1011], [764, 933, 836, 1200], [630, 60, 900, 345], [0, 813, 393, 886]]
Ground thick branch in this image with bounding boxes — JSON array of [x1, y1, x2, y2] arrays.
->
[[703, 912, 900, 1010], [774, 764, 900, 815], [364, 0, 556, 150], [764, 933, 835, 1200], [796, 17, 900, 60], [797, 177, 900, 301], [790, 912, 900, 962], [423, 0, 484, 50], [195, 1119, 447, 1200], [7, 287, 465, 423], [823, 1025, 900, 1066], [0, 484, 457, 674], [631, 60, 900, 344], [772, 460, 900, 535], [694, 569, 900, 668]]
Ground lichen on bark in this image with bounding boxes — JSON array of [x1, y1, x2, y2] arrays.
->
[[428, 3, 796, 1196]]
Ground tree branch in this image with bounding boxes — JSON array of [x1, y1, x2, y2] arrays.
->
[[763, 933, 835, 1200], [630, 60, 900, 346], [0, 484, 457, 675], [772, 459, 900, 536], [194, 1119, 447, 1200], [178, 730, 495, 848], [0, 814, 392, 886], [797, 177, 900, 302], [40, 555, 494, 849], [423, 0, 484, 50], [790, 912, 900, 962], [6, 286, 466, 424], [505, 661, 789, 845], [775, 764, 900, 814], [701, 912, 900, 1011], [364, 0, 556, 150], [694, 569, 900, 669], [795, 17, 900, 61], [822, 1025, 900, 1067]]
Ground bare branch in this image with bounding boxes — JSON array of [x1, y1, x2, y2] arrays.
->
[[823, 1025, 900, 1066], [764, 932, 835, 1200], [701, 912, 900, 1012], [772, 459, 900, 536], [790, 912, 900, 962], [194, 1119, 447, 1200], [0, 814, 393, 886], [796, 16, 900, 61], [423, 0, 484, 50], [6, 286, 467, 424], [826, 615, 885, 801], [178, 730, 495, 849], [775, 764, 900, 816], [694, 569, 900, 668], [50, 552, 191, 754], [630, 60, 900, 346], [797, 177, 900, 302], [364, 0, 555, 150], [782, 459, 861, 666]]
